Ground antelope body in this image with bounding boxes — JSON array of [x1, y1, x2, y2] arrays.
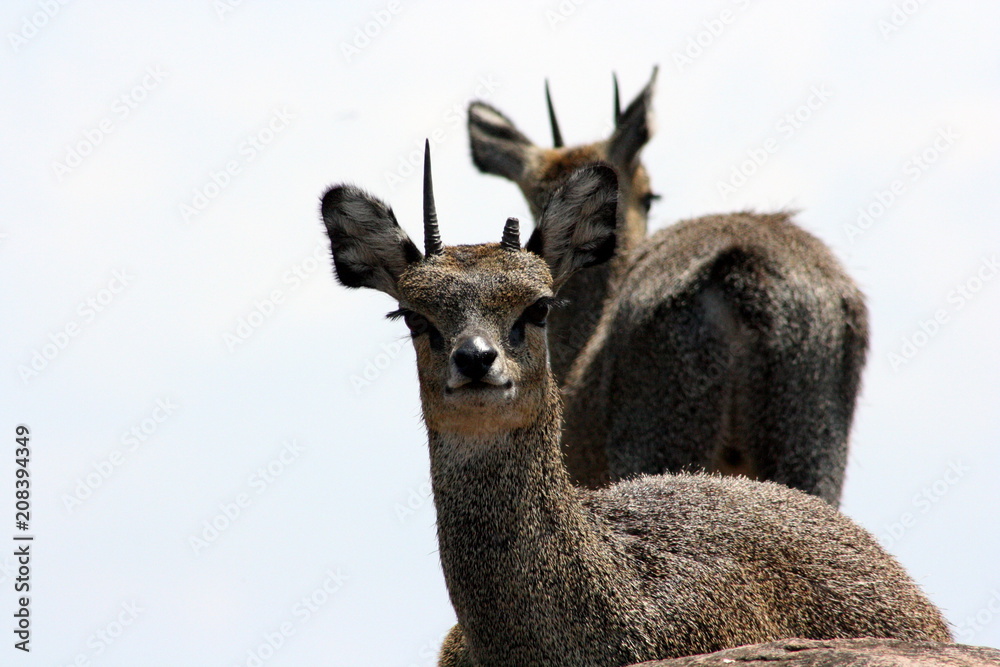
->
[[468, 70, 868, 505], [320, 146, 947, 667]]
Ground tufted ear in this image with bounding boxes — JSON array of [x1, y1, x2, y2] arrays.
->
[[607, 66, 657, 168], [468, 101, 543, 182], [525, 164, 619, 289], [320, 185, 422, 299]]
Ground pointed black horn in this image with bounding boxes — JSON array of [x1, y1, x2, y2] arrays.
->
[[545, 79, 564, 148], [423, 139, 443, 257], [500, 217, 520, 250], [613, 72, 622, 126], [646, 65, 660, 97]]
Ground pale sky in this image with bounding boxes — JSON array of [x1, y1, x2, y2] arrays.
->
[[2, 1, 999, 665]]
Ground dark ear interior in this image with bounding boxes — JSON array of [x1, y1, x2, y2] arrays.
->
[[468, 101, 540, 182], [530, 164, 619, 287], [608, 66, 657, 168], [525, 226, 544, 256], [321, 185, 422, 298]]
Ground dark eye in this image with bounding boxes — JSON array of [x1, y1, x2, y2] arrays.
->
[[522, 300, 550, 327], [402, 311, 428, 334], [640, 191, 661, 213], [509, 299, 552, 347], [388, 309, 444, 351]]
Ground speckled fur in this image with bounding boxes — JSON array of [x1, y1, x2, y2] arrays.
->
[[467, 71, 868, 505], [320, 176, 947, 667]]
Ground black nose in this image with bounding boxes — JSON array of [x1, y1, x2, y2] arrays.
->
[[452, 336, 498, 381]]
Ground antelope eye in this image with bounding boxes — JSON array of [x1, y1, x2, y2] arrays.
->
[[522, 299, 550, 327], [388, 309, 444, 351], [403, 311, 429, 335], [510, 298, 552, 347], [640, 191, 661, 213]]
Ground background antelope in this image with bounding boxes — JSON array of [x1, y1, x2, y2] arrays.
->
[[467, 69, 869, 506], [320, 146, 949, 667]]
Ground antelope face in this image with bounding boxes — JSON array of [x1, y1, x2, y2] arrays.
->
[[321, 143, 618, 437], [393, 245, 557, 434], [468, 67, 659, 246], [527, 144, 655, 244]]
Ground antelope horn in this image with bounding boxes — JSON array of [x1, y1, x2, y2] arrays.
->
[[423, 139, 443, 257], [545, 79, 564, 148], [613, 72, 622, 126], [500, 217, 520, 250]]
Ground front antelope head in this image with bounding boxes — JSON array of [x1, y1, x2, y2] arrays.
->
[[321, 142, 618, 437]]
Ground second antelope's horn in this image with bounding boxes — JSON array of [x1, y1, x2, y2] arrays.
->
[[545, 80, 564, 148], [613, 72, 622, 125]]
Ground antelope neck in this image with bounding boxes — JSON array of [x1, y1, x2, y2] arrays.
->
[[424, 384, 638, 663]]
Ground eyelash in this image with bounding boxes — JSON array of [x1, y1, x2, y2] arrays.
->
[[386, 308, 444, 350], [641, 192, 661, 212]]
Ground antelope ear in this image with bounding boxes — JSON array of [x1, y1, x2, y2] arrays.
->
[[526, 164, 619, 289], [468, 101, 542, 182], [320, 185, 422, 299], [607, 66, 657, 168]]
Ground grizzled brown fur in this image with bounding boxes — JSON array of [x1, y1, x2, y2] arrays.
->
[[467, 69, 868, 505], [320, 163, 947, 667]]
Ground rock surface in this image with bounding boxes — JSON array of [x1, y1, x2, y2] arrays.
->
[[630, 638, 1000, 667]]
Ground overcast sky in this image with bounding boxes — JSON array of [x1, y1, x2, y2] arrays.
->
[[2, 1, 999, 665]]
